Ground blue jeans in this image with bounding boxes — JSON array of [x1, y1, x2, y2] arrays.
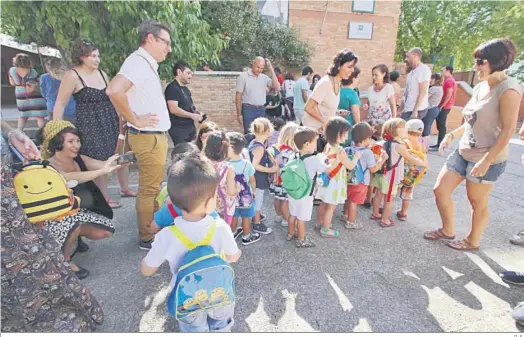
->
[[401, 108, 428, 121], [446, 149, 506, 184], [178, 304, 234, 332], [421, 107, 440, 137], [242, 104, 265, 134]]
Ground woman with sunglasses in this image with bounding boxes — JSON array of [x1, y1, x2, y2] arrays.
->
[[424, 38, 522, 250], [52, 39, 134, 208]]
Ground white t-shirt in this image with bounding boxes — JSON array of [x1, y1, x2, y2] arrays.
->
[[283, 79, 295, 98], [303, 154, 328, 194], [403, 63, 431, 112], [143, 215, 240, 286], [118, 48, 171, 132], [366, 83, 395, 125]]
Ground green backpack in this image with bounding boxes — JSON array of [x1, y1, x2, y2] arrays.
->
[[280, 154, 316, 200]]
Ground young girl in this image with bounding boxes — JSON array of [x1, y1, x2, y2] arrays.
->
[[269, 122, 299, 227], [316, 117, 361, 238], [204, 131, 241, 225], [370, 118, 428, 227], [249, 117, 279, 235], [268, 117, 285, 147]]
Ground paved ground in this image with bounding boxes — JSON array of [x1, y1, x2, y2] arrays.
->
[[70, 135, 524, 333]]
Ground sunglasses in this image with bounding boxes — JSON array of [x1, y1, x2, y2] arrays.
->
[[474, 59, 487, 66], [81, 39, 95, 47]]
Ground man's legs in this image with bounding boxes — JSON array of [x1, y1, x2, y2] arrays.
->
[[434, 108, 451, 147], [242, 105, 265, 135], [128, 133, 168, 244], [169, 125, 197, 146]]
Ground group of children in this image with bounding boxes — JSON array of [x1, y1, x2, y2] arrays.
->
[[139, 115, 429, 332]]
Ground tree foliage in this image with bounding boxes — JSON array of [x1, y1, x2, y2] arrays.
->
[[200, 0, 311, 71], [0, 1, 227, 79], [395, 0, 524, 81]]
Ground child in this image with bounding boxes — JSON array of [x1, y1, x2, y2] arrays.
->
[[316, 117, 361, 238], [227, 132, 261, 245], [287, 126, 345, 247], [248, 117, 279, 235], [370, 118, 428, 227], [269, 122, 299, 227], [343, 122, 388, 229], [268, 116, 285, 147], [141, 156, 241, 332], [396, 119, 427, 221], [204, 131, 241, 225]]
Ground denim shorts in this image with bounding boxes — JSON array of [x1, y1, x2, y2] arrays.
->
[[233, 202, 256, 219], [177, 304, 234, 332], [446, 149, 506, 184]]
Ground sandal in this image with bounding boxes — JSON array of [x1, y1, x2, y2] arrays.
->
[[447, 238, 480, 251], [370, 214, 382, 220], [286, 233, 296, 241], [295, 237, 316, 248], [423, 228, 455, 241], [320, 228, 339, 238], [396, 211, 407, 222], [106, 198, 122, 209], [67, 260, 90, 280], [120, 189, 137, 198], [379, 219, 395, 227]]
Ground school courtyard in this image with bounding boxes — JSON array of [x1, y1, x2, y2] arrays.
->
[[72, 135, 524, 333]]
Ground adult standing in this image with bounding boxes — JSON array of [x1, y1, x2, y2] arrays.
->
[[401, 47, 431, 120], [422, 73, 444, 141], [165, 61, 204, 145], [363, 64, 397, 138], [424, 38, 522, 250], [389, 70, 403, 111], [292, 66, 314, 125], [106, 19, 171, 250], [429, 65, 457, 151], [40, 58, 77, 124], [8, 53, 47, 130], [235, 57, 280, 134]]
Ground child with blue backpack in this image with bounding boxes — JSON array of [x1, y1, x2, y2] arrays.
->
[[227, 132, 261, 246], [343, 122, 388, 229], [141, 154, 241, 332]]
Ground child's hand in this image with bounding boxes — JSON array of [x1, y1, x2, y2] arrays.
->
[[353, 151, 362, 160], [336, 150, 347, 161]]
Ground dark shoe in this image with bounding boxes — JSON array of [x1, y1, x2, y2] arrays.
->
[[252, 222, 272, 235], [500, 271, 524, 285], [362, 202, 372, 209], [139, 239, 153, 251], [233, 227, 243, 240], [313, 199, 321, 206], [241, 232, 261, 246], [428, 145, 440, 152], [75, 266, 90, 280], [76, 237, 89, 253]]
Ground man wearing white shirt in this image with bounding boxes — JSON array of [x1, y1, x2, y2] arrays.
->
[[401, 47, 431, 120], [106, 20, 172, 250]]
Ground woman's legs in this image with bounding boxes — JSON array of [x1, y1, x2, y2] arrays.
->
[[433, 167, 465, 236], [465, 180, 494, 247], [17, 117, 28, 131], [118, 166, 136, 196], [95, 175, 121, 208], [64, 224, 113, 259], [35, 116, 46, 128]]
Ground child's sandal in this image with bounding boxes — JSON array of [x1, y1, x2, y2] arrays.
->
[[295, 237, 315, 248], [396, 211, 407, 221], [370, 214, 382, 220], [286, 233, 296, 241], [379, 219, 395, 227], [320, 228, 339, 238]]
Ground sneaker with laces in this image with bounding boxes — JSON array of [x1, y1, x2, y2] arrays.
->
[[512, 302, 524, 325], [233, 228, 243, 240], [260, 214, 267, 222], [241, 232, 261, 246], [500, 271, 524, 285], [345, 221, 363, 229], [252, 222, 273, 235], [275, 215, 283, 223], [281, 219, 289, 227], [139, 239, 153, 251], [428, 145, 440, 152]]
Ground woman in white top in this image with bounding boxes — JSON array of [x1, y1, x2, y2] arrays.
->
[[283, 73, 295, 98], [421, 73, 444, 140], [363, 64, 397, 139]]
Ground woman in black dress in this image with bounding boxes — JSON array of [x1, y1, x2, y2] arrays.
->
[[53, 39, 135, 208]]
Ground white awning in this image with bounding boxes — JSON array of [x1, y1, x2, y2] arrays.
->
[[0, 33, 61, 58]]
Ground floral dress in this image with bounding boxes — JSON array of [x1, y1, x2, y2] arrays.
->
[[316, 144, 347, 205], [0, 137, 104, 332], [214, 161, 237, 225]]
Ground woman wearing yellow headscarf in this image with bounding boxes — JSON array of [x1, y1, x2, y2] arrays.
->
[[37, 120, 122, 279]]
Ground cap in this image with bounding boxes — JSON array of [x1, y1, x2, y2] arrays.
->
[[406, 119, 424, 133]]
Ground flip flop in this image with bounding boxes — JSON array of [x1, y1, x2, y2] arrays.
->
[[396, 211, 407, 221], [120, 190, 137, 198], [370, 214, 382, 220], [447, 239, 480, 251], [106, 198, 122, 209], [379, 219, 395, 227], [423, 228, 456, 241]]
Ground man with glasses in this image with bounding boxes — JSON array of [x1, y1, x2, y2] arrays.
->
[[106, 19, 172, 250], [429, 65, 457, 151], [165, 60, 204, 145]]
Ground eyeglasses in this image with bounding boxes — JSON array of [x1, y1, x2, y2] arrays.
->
[[474, 59, 486, 66], [154, 35, 171, 47]]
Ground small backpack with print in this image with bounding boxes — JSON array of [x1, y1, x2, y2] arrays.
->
[[346, 147, 368, 185], [234, 163, 253, 209]]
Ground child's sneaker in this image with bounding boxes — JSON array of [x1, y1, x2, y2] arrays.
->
[[275, 215, 283, 223], [344, 221, 363, 230], [241, 232, 261, 246], [260, 214, 267, 222], [281, 219, 289, 227], [252, 222, 273, 235], [233, 227, 243, 239]]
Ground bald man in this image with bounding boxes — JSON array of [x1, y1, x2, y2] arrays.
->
[[401, 47, 431, 121], [235, 57, 281, 134]]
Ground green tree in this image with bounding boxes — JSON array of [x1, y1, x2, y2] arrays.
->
[[0, 1, 227, 79], [201, 0, 311, 71]]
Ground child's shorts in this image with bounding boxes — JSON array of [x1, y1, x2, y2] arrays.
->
[[346, 183, 369, 205], [289, 195, 314, 222], [177, 303, 234, 332], [371, 174, 399, 197], [399, 185, 414, 201], [233, 202, 256, 219]]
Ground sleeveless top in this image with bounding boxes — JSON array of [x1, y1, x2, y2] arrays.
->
[[73, 156, 113, 219]]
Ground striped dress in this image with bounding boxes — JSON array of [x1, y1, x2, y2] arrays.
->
[[9, 67, 48, 118]]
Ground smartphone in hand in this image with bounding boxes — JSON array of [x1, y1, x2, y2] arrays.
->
[[117, 152, 137, 165]]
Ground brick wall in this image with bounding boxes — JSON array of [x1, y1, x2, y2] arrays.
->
[[289, 0, 402, 91]]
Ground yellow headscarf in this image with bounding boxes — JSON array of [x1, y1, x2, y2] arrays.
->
[[41, 120, 76, 160]]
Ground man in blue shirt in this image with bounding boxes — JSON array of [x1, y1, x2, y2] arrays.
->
[[292, 66, 314, 125], [40, 58, 76, 123]]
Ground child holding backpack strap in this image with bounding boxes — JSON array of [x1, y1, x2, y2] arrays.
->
[[370, 118, 428, 227], [205, 131, 242, 225], [141, 155, 241, 332], [316, 117, 361, 238], [269, 122, 299, 227], [227, 132, 261, 246], [343, 122, 388, 229]]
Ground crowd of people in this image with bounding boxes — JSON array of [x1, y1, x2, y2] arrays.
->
[[2, 17, 523, 332]]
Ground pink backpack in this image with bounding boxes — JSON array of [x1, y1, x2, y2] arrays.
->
[[215, 163, 237, 224]]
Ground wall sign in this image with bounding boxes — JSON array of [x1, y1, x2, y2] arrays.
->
[[352, 0, 375, 14], [348, 21, 373, 40]]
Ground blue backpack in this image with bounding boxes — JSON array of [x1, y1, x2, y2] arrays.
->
[[346, 147, 368, 185], [167, 222, 235, 320]]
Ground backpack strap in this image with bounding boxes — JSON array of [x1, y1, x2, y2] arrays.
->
[[299, 153, 318, 196], [169, 221, 217, 250], [167, 203, 179, 217]]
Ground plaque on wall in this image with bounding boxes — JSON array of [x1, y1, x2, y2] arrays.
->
[[348, 21, 373, 40], [352, 0, 375, 14]]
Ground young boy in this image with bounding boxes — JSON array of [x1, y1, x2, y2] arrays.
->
[[227, 132, 261, 246], [141, 155, 241, 332], [396, 119, 427, 221], [344, 122, 388, 229]]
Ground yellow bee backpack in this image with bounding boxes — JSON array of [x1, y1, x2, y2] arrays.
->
[[13, 160, 81, 224], [401, 139, 427, 188]]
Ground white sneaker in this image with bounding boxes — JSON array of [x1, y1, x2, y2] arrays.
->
[[281, 219, 289, 227], [275, 215, 283, 223], [512, 301, 524, 323]]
